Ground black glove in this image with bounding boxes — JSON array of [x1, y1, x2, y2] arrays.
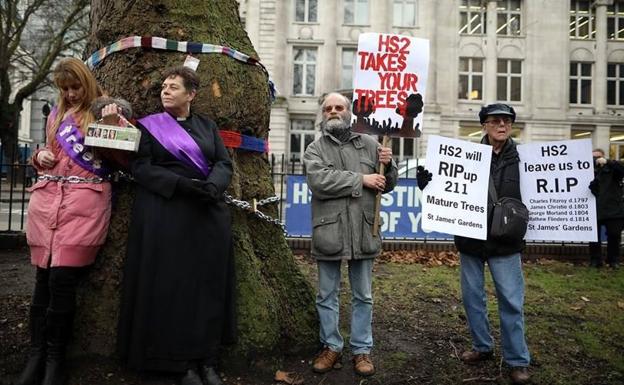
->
[[177, 177, 213, 200], [201, 182, 221, 201], [589, 179, 599, 196], [416, 165, 432, 190]]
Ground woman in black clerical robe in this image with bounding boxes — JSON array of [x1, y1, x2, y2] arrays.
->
[[118, 66, 234, 385]]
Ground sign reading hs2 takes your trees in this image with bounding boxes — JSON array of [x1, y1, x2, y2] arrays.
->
[[421, 136, 492, 240], [352, 33, 429, 138], [518, 139, 597, 242]]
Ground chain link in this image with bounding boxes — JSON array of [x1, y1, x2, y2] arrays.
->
[[38, 174, 107, 184], [101, 173, 284, 230], [223, 193, 284, 230]]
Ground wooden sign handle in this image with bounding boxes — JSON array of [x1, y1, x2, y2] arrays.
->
[[373, 135, 391, 237]]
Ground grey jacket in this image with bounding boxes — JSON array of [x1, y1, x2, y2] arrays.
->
[[303, 131, 398, 261]]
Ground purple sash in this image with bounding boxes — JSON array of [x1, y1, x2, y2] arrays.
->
[[138, 112, 212, 177], [55, 113, 110, 177]]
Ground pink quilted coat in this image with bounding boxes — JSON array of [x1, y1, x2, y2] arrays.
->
[[27, 121, 112, 268]]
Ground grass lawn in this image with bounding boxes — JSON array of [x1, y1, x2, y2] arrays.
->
[[360, 260, 624, 385]]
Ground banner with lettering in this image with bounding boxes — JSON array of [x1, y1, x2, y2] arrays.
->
[[351, 33, 429, 138], [517, 139, 597, 242], [285, 175, 451, 239], [421, 135, 492, 240]]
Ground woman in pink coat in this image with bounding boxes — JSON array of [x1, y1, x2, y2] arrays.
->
[[16, 58, 126, 385]]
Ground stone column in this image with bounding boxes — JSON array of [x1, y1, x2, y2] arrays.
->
[[485, 0, 498, 103], [321, 0, 338, 90], [594, 0, 612, 114], [594, 123, 612, 152]]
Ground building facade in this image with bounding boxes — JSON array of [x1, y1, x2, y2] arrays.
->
[[240, 0, 624, 165]]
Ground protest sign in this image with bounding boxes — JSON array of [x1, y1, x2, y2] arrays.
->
[[421, 135, 492, 240], [351, 33, 429, 138], [517, 139, 597, 242], [284, 175, 451, 239]]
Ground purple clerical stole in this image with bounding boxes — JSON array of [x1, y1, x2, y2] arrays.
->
[[55, 112, 110, 177], [138, 112, 212, 178]]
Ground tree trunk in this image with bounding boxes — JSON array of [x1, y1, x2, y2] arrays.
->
[[73, 0, 317, 368]]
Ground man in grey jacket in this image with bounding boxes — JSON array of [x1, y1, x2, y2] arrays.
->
[[303, 92, 398, 377]]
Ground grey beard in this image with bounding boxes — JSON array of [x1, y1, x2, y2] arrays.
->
[[322, 117, 352, 142]]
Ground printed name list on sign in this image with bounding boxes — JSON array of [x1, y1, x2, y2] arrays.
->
[[517, 139, 597, 242], [421, 135, 492, 240], [351, 33, 429, 138]]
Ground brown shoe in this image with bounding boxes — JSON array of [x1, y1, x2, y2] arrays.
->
[[510, 366, 530, 384], [460, 350, 493, 364], [312, 347, 342, 373], [353, 354, 375, 377]]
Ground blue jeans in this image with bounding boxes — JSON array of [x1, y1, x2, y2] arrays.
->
[[460, 252, 530, 367], [316, 259, 374, 355]]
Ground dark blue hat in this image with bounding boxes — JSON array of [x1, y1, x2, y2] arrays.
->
[[479, 103, 516, 124]]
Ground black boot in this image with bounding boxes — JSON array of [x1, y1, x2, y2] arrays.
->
[[15, 305, 47, 385], [199, 365, 224, 385], [41, 311, 73, 385]]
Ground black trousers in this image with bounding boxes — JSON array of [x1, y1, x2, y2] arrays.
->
[[589, 218, 624, 265], [31, 266, 87, 313]]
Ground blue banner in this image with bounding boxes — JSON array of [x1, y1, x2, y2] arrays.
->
[[284, 175, 452, 239]]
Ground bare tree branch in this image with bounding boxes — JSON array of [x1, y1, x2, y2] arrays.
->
[[12, 0, 89, 108], [0, 0, 90, 147]]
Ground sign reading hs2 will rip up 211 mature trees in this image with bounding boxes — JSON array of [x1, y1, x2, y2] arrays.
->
[[421, 135, 492, 240], [351, 33, 429, 138]]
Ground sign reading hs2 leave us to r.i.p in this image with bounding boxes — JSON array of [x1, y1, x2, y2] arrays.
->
[[351, 33, 429, 138], [517, 139, 597, 242], [421, 136, 492, 240]]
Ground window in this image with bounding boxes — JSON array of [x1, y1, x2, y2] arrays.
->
[[607, 63, 624, 106], [497, 59, 522, 102], [571, 127, 593, 140], [341, 48, 356, 89], [391, 138, 416, 160], [459, 0, 486, 34], [610, 127, 624, 159], [458, 57, 483, 101], [497, 0, 521, 35], [607, 1, 624, 40], [393, 0, 417, 27], [290, 118, 316, 162], [461, 123, 523, 142], [295, 0, 318, 22], [344, 0, 369, 25], [460, 124, 485, 143], [570, 62, 592, 104], [570, 0, 596, 39], [293, 47, 317, 96]]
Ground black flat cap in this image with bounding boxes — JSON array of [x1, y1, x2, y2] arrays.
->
[[479, 103, 516, 124]]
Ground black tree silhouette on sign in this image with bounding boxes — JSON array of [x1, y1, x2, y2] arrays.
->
[[396, 93, 423, 138], [352, 93, 424, 137]]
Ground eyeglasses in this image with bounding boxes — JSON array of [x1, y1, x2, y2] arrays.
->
[[484, 117, 512, 125], [323, 104, 346, 113]]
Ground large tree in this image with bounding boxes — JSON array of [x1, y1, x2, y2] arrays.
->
[[73, 0, 317, 367], [0, 0, 89, 158]]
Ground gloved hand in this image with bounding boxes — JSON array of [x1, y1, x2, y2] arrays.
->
[[201, 182, 221, 201], [589, 179, 599, 196], [177, 177, 207, 197], [416, 165, 432, 190]]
